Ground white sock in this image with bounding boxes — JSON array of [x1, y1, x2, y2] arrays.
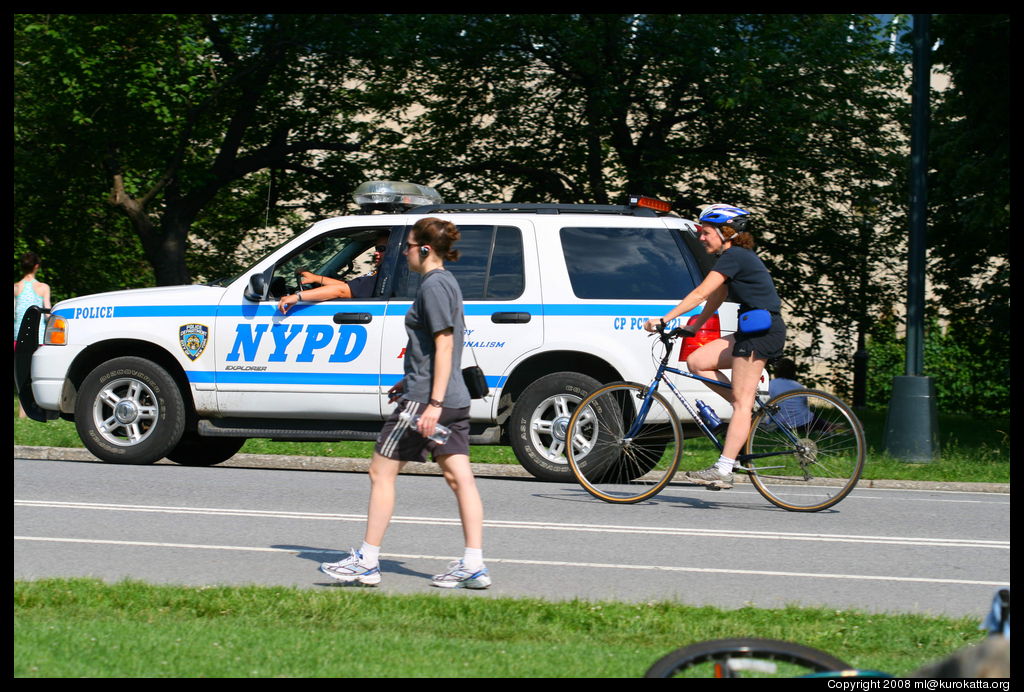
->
[[463, 547, 484, 571], [715, 455, 736, 474], [359, 541, 381, 567]]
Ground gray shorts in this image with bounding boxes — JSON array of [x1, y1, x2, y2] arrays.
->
[[374, 399, 471, 462]]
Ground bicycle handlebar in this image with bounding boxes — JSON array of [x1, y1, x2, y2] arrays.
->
[[654, 321, 696, 343]]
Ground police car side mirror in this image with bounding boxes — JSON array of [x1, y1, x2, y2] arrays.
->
[[244, 272, 269, 302]]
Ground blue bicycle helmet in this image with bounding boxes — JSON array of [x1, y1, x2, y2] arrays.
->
[[698, 204, 750, 225]]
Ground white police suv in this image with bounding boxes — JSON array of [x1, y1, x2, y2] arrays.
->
[[16, 182, 754, 481]]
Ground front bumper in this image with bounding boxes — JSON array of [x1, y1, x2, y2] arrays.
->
[[15, 306, 58, 422]]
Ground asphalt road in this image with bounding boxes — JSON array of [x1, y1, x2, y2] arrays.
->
[[14, 453, 1009, 619]]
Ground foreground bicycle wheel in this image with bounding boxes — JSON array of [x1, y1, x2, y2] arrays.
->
[[566, 382, 681, 503], [645, 638, 854, 678], [744, 389, 866, 512]]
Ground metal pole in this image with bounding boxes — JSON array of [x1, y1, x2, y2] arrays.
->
[[905, 13, 929, 377], [884, 13, 939, 461]]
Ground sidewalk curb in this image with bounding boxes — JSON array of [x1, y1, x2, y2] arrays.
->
[[15, 445, 1010, 494]]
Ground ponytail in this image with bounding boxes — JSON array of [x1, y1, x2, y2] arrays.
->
[[722, 218, 755, 250], [411, 217, 461, 261]]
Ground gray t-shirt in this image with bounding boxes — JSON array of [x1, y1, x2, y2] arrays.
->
[[401, 269, 471, 408]]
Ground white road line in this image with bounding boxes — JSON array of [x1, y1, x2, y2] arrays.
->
[[14, 535, 1006, 587], [15, 500, 1008, 550]]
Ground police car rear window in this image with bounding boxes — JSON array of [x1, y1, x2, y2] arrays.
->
[[560, 227, 698, 300]]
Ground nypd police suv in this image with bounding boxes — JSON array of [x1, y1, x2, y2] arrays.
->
[[15, 182, 759, 481]]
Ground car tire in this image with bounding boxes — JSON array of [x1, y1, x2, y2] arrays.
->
[[165, 432, 246, 467], [508, 371, 604, 481], [74, 356, 186, 465]]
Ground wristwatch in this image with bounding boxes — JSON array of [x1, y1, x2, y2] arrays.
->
[[428, 398, 443, 408]]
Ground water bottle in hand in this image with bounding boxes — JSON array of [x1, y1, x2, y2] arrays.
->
[[399, 411, 452, 444]]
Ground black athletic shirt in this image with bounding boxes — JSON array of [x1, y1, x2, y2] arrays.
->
[[711, 247, 782, 313]]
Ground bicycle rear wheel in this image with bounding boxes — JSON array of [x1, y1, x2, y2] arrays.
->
[[744, 389, 865, 512], [565, 382, 681, 504], [645, 638, 854, 678]]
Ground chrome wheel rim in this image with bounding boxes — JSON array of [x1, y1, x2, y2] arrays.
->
[[92, 377, 160, 447], [528, 393, 597, 464]]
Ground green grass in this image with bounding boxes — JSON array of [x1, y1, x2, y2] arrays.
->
[[14, 578, 984, 678], [15, 396, 1009, 482]]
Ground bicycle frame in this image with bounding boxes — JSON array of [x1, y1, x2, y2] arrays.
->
[[637, 333, 804, 470]]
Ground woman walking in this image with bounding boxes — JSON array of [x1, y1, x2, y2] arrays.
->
[[645, 204, 785, 490], [319, 218, 489, 589], [15, 251, 51, 418]]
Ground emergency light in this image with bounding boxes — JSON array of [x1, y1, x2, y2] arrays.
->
[[353, 181, 443, 212], [628, 194, 673, 213]]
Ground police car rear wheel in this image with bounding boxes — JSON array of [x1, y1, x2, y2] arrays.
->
[[74, 356, 186, 465], [509, 372, 607, 482]]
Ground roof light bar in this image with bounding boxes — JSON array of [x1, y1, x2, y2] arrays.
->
[[628, 194, 672, 213], [353, 181, 444, 212]]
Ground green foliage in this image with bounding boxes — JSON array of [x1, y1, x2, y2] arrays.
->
[[373, 14, 913, 386], [865, 313, 1009, 417], [926, 15, 1009, 331], [14, 14, 397, 291]]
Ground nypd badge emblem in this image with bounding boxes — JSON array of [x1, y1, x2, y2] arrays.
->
[[179, 324, 209, 361]]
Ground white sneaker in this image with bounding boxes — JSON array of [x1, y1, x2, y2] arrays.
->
[[431, 560, 492, 589], [319, 549, 382, 586], [684, 465, 734, 490]]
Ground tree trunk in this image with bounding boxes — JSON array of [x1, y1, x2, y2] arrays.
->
[[148, 214, 192, 286], [108, 174, 192, 286]]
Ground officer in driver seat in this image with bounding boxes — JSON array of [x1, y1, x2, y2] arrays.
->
[[277, 232, 388, 313]]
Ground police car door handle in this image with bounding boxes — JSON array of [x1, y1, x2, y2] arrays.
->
[[332, 312, 373, 324], [490, 312, 532, 324]]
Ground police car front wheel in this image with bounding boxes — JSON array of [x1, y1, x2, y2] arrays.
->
[[74, 356, 187, 465]]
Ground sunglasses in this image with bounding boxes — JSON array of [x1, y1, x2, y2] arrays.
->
[[374, 245, 387, 253]]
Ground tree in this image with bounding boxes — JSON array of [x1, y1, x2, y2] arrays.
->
[[14, 14, 397, 290], [374, 14, 913, 392], [925, 14, 1009, 330]]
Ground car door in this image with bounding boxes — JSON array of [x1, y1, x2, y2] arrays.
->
[[379, 220, 543, 419], [213, 225, 395, 419]]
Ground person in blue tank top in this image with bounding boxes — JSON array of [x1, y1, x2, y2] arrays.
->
[[14, 251, 51, 418], [645, 204, 786, 490]]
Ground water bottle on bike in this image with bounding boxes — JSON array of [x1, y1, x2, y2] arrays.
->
[[696, 400, 726, 437]]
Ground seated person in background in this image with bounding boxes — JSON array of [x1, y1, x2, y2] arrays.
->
[[278, 233, 388, 313], [768, 357, 815, 430]]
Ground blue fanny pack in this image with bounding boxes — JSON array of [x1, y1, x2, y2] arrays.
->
[[738, 309, 773, 334]]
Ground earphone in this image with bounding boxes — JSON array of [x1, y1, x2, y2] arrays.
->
[[420, 245, 430, 258]]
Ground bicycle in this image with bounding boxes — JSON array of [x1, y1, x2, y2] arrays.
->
[[644, 589, 1008, 678], [564, 324, 866, 511], [644, 638, 891, 678]]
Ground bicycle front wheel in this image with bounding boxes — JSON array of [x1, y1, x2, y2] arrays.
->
[[645, 638, 855, 678], [744, 389, 865, 512], [565, 382, 681, 504]]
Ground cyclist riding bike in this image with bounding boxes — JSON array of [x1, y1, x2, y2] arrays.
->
[[644, 204, 786, 490]]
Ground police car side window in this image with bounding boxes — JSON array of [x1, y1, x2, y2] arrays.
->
[[270, 229, 383, 298], [393, 225, 525, 301], [559, 227, 699, 300]]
